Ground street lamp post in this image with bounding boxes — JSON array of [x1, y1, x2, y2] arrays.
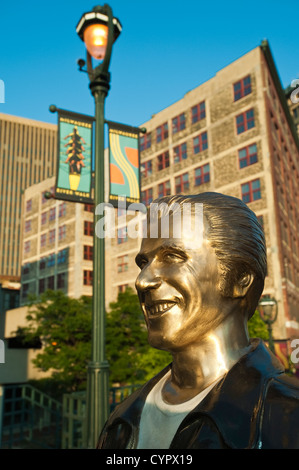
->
[[76, 4, 122, 448], [258, 295, 278, 354]]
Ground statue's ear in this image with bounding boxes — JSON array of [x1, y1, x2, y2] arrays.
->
[[232, 273, 254, 298]]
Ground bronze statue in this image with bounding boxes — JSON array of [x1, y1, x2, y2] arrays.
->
[[98, 192, 299, 449]]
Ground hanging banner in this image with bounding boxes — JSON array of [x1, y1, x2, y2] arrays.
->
[[108, 121, 141, 208], [55, 109, 94, 203]]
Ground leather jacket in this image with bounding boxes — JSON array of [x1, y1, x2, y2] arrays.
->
[[97, 339, 299, 449]]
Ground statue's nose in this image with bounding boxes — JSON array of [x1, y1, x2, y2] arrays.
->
[[135, 262, 162, 292]]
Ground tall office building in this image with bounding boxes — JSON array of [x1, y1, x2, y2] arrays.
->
[[0, 113, 57, 282], [20, 177, 98, 303]]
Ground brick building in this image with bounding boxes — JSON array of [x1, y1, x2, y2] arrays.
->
[[108, 40, 299, 341]]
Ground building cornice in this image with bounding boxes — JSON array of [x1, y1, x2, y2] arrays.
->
[[260, 39, 299, 151]]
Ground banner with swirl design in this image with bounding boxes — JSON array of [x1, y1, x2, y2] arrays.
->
[[108, 121, 141, 208]]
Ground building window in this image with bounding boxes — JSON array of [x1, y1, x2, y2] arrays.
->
[[40, 233, 47, 248], [49, 207, 56, 222], [47, 253, 55, 268], [117, 226, 128, 244], [191, 101, 206, 123], [49, 229, 55, 244], [238, 143, 258, 168], [83, 245, 93, 260], [158, 180, 171, 198], [41, 211, 47, 225], [140, 133, 151, 151], [47, 276, 55, 290], [174, 142, 187, 163], [156, 122, 168, 143], [39, 278, 45, 294], [141, 188, 153, 206], [22, 283, 29, 299], [175, 173, 189, 194], [194, 164, 210, 186], [118, 284, 128, 293], [117, 254, 129, 273], [40, 257, 47, 270], [57, 249, 67, 264], [23, 241, 31, 256], [84, 204, 93, 213], [58, 225, 66, 241], [57, 272, 67, 289], [83, 270, 93, 286], [241, 179, 261, 203], [84, 221, 94, 236], [172, 113, 186, 134], [59, 202, 67, 217], [193, 131, 208, 154], [26, 199, 32, 212], [22, 264, 30, 275], [25, 220, 32, 233], [157, 151, 170, 171], [141, 160, 152, 178], [236, 109, 255, 134], [234, 75, 251, 101]]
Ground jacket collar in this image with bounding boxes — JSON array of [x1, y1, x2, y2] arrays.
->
[[177, 338, 285, 448]]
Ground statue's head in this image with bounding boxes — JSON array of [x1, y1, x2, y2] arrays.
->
[[135, 192, 267, 351]]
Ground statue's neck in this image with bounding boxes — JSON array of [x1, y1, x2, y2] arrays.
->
[[162, 313, 250, 405]]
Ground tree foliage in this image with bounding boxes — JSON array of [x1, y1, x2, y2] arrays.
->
[[18, 289, 171, 393], [248, 310, 269, 341], [20, 290, 92, 394]]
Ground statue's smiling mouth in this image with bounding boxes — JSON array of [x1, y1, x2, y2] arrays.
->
[[145, 301, 177, 316]]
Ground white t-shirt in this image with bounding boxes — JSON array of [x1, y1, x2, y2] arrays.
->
[[137, 371, 221, 449]]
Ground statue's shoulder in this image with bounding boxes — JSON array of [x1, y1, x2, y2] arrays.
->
[[260, 373, 299, 448], [267, 372, 299, 402]]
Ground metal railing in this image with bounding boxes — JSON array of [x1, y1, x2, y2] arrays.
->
[[62, 390, 86, 449], [0, 384, 62, 449], [61, 384, 141, 449], [0, 383, 140, 449]]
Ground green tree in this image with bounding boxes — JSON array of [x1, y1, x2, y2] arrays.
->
[[248, 310, 269, 340], [106, 288, 171, 385], [19, 290, 92, 395]]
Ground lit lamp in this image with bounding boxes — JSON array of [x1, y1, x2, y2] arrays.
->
[[258, 295, 278, 353], [83, 23, 108, 60], [76, 4, 122, 449]]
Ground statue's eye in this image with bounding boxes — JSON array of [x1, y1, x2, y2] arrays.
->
[[136, 257, 148, 269], [163, 252, 185, 263]]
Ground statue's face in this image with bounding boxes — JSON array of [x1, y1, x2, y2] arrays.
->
[[135, 214, 228, 352]]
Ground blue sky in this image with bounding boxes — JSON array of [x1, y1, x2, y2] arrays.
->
[[0, 0, 297, 128]]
